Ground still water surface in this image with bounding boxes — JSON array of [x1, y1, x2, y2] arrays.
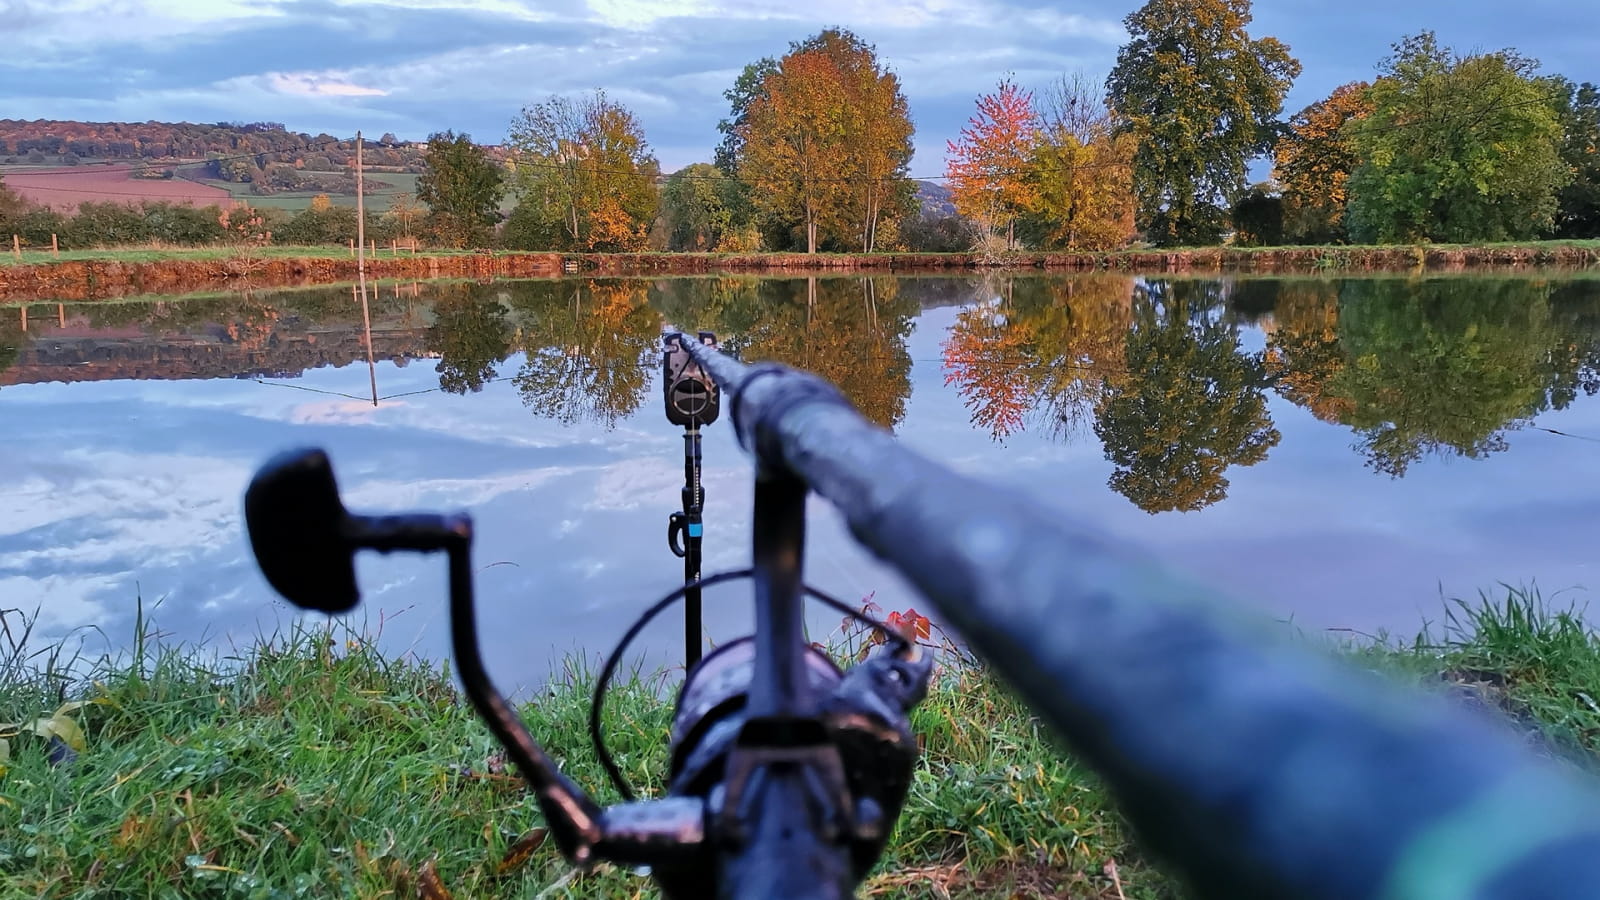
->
[[2, 274, 1597, 686]]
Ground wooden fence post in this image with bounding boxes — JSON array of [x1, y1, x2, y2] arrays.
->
[[11, 234, 19, 260], [349, 239, 355, 257], [51, 233, 59, 257], [58, 303, 65, 327]]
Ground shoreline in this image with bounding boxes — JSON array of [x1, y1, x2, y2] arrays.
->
[[0, 241, 1597, 302]]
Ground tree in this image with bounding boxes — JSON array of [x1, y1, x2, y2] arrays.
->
[[715, 57, 779, 174], [1093, 281, 1280, 512], [1106, 0, 1300, 246], [1020, 74, 1138, 251], [1273, 81, 1373, 243], [661, 163, 741, 251], [736, 29, 915, 253], [507, 90, 660, 252], [827, 31, 915, 252], [1345, 33, 1569, 244], [1547, 78, 1600, 238], [739, 50, 847, 254], [1230, 183, 1284, 245], [417, 131, 505, 248], [0, 174, 28, 230], [946, 80, 1038, 250], [383, 191, 422, 239]]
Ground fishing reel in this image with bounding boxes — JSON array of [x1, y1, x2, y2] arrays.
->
[[244, 447, 932, 899], [663, 331, 720, 428]]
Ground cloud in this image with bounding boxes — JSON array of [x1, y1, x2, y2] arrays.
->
[[264, 72, 389, 97]]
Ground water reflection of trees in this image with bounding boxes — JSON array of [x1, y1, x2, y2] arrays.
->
[[941, 276, 1280, 512], [1266, 277, 1600, 476], [942, 275, 1132, 440], [427, 285, 513, 394], [1094, 282, 1281, 513], [655, 276, 919, 428], [510, 281, 659, 428], [0, 306, 26, 381]]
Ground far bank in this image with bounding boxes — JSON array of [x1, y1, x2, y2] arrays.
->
[[1, 241, 1598, 302]]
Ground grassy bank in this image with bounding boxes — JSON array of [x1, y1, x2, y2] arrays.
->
[[3, 587, 1597, 899], [2, 240, 1599, 303]]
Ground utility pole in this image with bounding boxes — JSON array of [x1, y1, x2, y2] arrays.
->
[[355, 131, 366, 282], [355, 131, 376, 407]]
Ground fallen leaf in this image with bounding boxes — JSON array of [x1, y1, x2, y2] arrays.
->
[[419, 859, 454, 900], [497, 828, 548, 876]]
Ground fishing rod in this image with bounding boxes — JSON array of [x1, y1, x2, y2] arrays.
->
[[240, 334, 1600, 899]]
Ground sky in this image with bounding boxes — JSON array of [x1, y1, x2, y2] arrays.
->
[[2, 0, 1597, 173]]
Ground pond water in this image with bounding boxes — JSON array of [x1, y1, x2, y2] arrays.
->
[[2, 273, 1598, 688]]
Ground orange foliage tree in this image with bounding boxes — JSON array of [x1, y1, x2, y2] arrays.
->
[[1273, 81, 1373, 243], [738, 50, 848, 253], [734, 29, 915, 253], [946, 80, 1039, 250]]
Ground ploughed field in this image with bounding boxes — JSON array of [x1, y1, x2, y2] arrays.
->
[[1, 165, 233, 211]]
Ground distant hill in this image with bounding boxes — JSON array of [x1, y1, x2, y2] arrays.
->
[[0, 119, 427, 173], [915, 180, 956, 218], [0, 119, 435, 208]]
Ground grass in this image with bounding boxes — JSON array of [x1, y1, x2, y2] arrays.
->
[[0, 243, 487, 268], [2, 585, 1598, 899]]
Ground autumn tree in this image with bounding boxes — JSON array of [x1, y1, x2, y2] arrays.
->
[[946, 80, 1038, 250], [1093, 281, 1280, 512], [1106, 0, 1300, 246], [827, 30, 916, 252], [1346, 33, 1569, 244], [416, 131, 505, 248], [1273, 81, 1373, 243], [1547, 78, 1600, 238], [1020, 74, 1138, 250], [735, 29, 915, 253], [507, 91, 660, 252], [1229, 183, 1284, 246]]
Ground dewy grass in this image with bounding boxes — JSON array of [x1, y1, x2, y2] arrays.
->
[[3, 586, 1598, 899]]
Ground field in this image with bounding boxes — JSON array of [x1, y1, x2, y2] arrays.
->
[[1, 163, 416, 213], [1, 164, 233, 210], [189, 168, 422, 212]]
